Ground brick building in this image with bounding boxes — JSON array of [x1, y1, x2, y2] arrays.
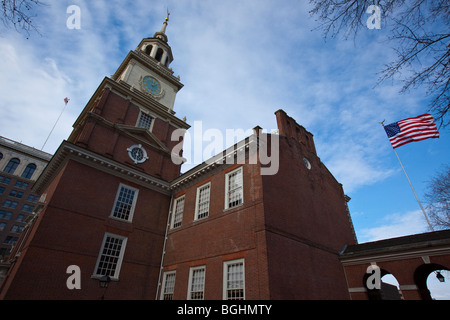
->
[[0, 18, 357, 300]]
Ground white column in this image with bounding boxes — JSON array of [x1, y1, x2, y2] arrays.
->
[[160, 51, 168, 65], [150, 45, 159, 59]]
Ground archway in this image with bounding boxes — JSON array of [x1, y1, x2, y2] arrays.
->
[[381, 273, 402, 300], [414, 263, 450, 300], [363, 268, 402, 300]]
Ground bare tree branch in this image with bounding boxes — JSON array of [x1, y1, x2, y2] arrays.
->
[[1, 0, 45, 37], [309, 0, 450, 127], [424, 166, 450, 230]]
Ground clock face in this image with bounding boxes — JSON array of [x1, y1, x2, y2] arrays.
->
[[131, 147, 144, 161], [142, 76, 162, 95], [127, 144, 148, 164]]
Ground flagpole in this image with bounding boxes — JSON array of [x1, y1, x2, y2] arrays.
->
[[392, 148, 434, 231], [380, 120, 434, 231], [41, 98, 69, 151]]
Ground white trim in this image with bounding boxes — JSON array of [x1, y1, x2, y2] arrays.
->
[[223, 258, 245, 300], [194, 182, 211, 220], [127, 144, 149, 164], [224, 167, 243, 210], [93, 232, 128, 280], [170, 195, 185, 229], [110, 183, 139, 222], [136, 109, 156, 132], [160, 270, 176, 300], [340, 246, 450, 265], [187, 265, 206, 300], [399, 284, 418, 291], [348, 287, 367, 293]]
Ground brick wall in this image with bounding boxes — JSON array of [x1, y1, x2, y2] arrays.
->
[[2, 160, 171, 299]]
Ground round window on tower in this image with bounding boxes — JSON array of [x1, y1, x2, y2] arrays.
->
[[127, 144, 149, 164]]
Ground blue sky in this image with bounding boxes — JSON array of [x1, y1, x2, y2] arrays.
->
[[0, 0, 448, 297]]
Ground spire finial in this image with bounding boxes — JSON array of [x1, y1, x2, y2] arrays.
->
[[160, 8, 170, 33]]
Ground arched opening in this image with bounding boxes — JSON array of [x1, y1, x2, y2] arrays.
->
[[145, 45, 153, 55], [415, 263, 450, 300], [363, 268, 402, 300], [381, 274, 403, 300], [155, 48, 164, 62]]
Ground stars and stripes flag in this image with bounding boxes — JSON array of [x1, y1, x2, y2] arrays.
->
[[383, 114, 439, 148]]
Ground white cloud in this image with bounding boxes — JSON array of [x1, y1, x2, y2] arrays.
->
[[358, 209, 429, 243], [0, 1, 440, 196], [0, 40, 72, 152]]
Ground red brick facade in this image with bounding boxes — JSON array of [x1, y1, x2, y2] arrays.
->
[[158, 110, 357, 300]]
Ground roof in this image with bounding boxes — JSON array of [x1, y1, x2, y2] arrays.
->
[[0, 136, 52, 162], [340, 229, 450, 262]]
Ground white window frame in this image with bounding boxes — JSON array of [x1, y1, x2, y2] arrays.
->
[[110, 183, 139, 222], [170, 195, 185, 229], [224, 167, 243, 210], [160, 271, 176, 300], [136, 110, 155, 132], [93, 232, 128, 280], [223, 258, 245, 300], [194, 182, 211, 220], [187, 265, 206, 300]]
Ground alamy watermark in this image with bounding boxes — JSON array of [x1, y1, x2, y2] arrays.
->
[[66, 5, 381, 31], [366, 5, 381, 30], [66, 265, 81, 290], [171, 122, 280, 176], [366, 264, 381, 290], [66, 5, 81, 29]]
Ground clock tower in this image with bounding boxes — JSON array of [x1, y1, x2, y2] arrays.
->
[[68, 14, 189, 181], [112, 14, 183, 112], [0, 16, 190, 299]]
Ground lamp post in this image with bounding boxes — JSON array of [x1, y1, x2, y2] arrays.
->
[[99, 275, 111, 299]]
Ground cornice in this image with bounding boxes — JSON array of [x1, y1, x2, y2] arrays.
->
[[112, 50, 183, 91], [170, 135, 259, 191], [34, 133, 263, 202], [70, 77, 190, 139], [340, 245, 450, 266], [340, 234, 450, 265], [32, 141, 172, 196], [81, 111, 171, 155], [0, 136, 52, 162]]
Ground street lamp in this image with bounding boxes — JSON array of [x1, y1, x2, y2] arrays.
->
[[435, 271, 445, 283], [98, 275, 111, 299], [99, 275, 111, 288]]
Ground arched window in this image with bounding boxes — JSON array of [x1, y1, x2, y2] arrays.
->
[[21, 163, 37, 179], [3, 158, 20, 174]]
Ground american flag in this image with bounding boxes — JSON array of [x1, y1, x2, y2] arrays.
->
[[384, 114, 439, 148]]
